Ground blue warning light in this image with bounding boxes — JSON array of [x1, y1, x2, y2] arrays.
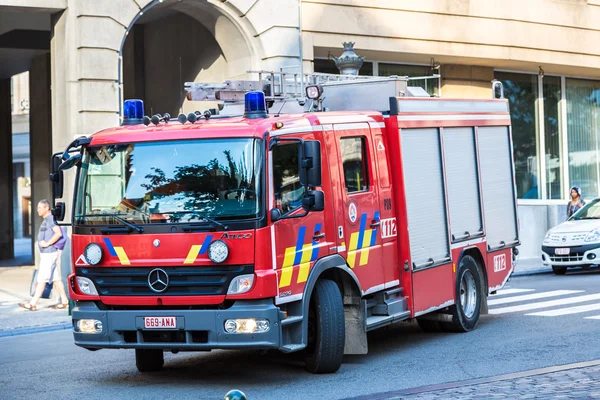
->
[[123, 99, 144, 125], [244, 91, 267, 119]]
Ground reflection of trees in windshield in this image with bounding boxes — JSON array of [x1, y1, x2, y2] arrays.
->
[[139, 149, 256, 221]]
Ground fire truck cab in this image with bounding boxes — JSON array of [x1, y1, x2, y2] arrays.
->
[[52, 75, 519, 374]]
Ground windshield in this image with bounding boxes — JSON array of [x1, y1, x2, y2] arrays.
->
[[75, 138, 262, 224], [570, 199, 600, 220]]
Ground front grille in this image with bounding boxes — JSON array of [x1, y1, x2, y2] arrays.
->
[[78, 265, 253, 296], [549, 253, 584, 262]]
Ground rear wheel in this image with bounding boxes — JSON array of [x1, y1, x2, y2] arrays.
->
[[552, 266, 567, 275], [135, 349, 164, 372], [440, 255, 483, 333], [304, 279, 345, 374]]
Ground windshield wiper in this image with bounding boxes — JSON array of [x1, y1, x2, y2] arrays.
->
[[156, 211, 228, 230], [79, 213, 144, 233]]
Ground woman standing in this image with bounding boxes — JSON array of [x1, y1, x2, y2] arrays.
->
[[567, 186, 586, 219]]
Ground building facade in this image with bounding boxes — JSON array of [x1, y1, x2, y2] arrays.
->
[[2, 0, 600, 266]]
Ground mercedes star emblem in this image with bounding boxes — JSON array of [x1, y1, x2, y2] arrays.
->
[[562, 236, 567, 242], [148, 268, 169, 293], [153, 239, 160, 248]]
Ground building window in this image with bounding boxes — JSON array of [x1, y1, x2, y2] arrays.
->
[[566, 78, 600, 199], [340, 137, 369, 193], [313, 58, 373, 76], [273, 143, 303, 213], [378, 63, 439, 96], [495, 72, 539, 199], [543, 76, 563, 200]]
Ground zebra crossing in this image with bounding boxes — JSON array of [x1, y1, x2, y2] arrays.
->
[[488, 288, 600, 319]]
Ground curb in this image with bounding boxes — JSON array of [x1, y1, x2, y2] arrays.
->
[[345, 359, 600, 400], [511, 268, 553, 277], [0, 322, 71, 338]]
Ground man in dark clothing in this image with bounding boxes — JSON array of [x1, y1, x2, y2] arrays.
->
[[19, 200, 69, 311]]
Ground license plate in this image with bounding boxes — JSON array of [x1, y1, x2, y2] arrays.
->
[[144, 317, 177, 329], [555, 248, 570, 255]]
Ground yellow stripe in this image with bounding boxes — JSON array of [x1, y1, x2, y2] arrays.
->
[[297, 262, 311, 283], [348, 232, 359, 251], [359, 230, 373, 266], [114, 247, 131, 265], [347, 251, 357, 268], [300, 243, 313, 264], [282, 247, 296, 268], [279, 267, 293, 288], [184, 245, 201, 264]]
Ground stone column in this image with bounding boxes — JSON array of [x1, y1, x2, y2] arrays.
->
[[441, 65, 494, 99], [29, 53, 53, 266], [0, 79, 14, 260]]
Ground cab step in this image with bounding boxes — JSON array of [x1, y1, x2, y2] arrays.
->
[[365, 311, 411, 331]]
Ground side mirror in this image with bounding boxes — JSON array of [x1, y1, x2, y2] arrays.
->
[[270, 208, 282, 223], [52, 202, 66, 222], [302, 190, 324, 212], [58, 153, 82, 171], [50, 154, 64, 199], [300, 140, 321, 187]]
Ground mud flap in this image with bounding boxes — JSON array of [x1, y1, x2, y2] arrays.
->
[[344, 300, 367, 355]]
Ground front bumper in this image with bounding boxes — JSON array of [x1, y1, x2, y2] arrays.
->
[[541, 243, 600, 267], [72, 299, 283, 351]]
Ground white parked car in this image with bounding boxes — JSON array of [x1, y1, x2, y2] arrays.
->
[[542, 198, 600, 275]]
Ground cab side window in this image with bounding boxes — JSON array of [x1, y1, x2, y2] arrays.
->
[[273, 143, 303, 213], [340, 137, 369, 193]]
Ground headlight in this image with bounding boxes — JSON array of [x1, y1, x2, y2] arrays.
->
[[84, 243, 103, 265], [585, 229, 600, 242], [227, 274, 254, 295], [208, 240, 229, 263], [76, 276, 99, 295]]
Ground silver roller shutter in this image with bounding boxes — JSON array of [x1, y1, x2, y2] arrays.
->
[[401, 128, 450, 269], [443, 128, 483, 242], [478, 126, 519, 249]]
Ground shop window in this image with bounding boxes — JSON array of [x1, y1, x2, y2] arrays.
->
[[378, 63, 439, 96], [313, 59, 373, 76]]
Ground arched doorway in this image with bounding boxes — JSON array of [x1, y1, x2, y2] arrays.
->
[[121, 0, 258, 117]]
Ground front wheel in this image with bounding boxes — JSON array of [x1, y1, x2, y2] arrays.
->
[[552, 266, 567, 275], [304, 279, 345, 374], [440, 255, 483, 333], [135, 349, 164, 372]]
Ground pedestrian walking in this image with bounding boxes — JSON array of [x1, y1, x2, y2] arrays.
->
[[567, 186, 586, 219], [19, 199, 69, 311]]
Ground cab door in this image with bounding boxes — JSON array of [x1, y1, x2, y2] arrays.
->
[[270, 136, 334, 304], [332, 124, 383, 293]]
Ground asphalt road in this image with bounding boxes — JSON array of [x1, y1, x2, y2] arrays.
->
[[3, 270, 600, 400]]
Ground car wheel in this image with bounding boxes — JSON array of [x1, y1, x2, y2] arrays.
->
[[135, 349, 164, 372], [552, 266, 567, 275], [304, 279, 345, 374]]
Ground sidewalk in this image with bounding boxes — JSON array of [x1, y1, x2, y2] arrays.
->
[[0, 266, 70, 337], [0, 256, 551, 337]]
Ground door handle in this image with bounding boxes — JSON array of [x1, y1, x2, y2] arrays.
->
[[312, 232, 326, 240], [370, 221, 380, 228]]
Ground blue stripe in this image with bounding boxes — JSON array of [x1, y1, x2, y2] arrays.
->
[[293, 226, 307, 265], [103, 238, 117, 257], [357, 213, 367, 249], [198, 235, 214, 254], [311, 223, 322, 261], [370, 211, 380, 247]]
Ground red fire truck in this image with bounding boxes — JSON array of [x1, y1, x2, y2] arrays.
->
[[51, 74, 519, 374]]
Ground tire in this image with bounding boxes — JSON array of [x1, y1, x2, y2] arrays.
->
[[304, 279, 345, 374], [552, 266, 567, 275], [416, 318, 441, 332], [440, 255, 483, 333], [135, 349, 164, 372]]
